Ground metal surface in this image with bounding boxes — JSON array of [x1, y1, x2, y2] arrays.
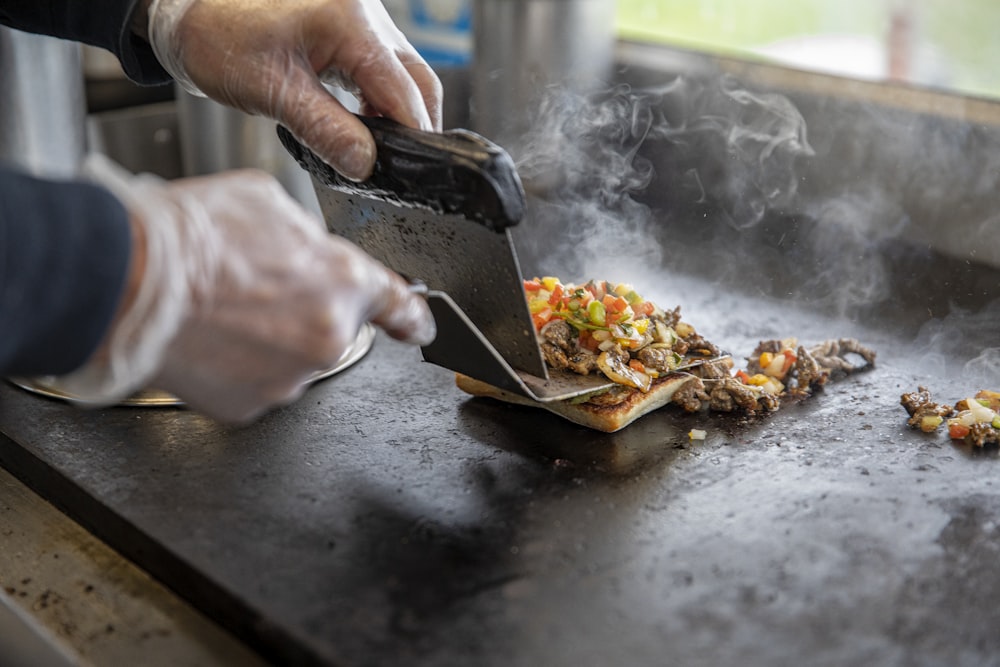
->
[[2, 271, 1000, 666], [423, 291, 616, 401], [0, 466, 266, 666], [8, 323, 375, 407], [176, 89, 320, 214], [312, 182, 547, 378], [470, 0, 616, 146], [0, 27, 85, 177]]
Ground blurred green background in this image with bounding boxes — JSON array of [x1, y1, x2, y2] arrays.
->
[[615, 0, 1000, 100]]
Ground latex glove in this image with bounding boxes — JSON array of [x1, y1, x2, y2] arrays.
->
[[144, 0, 443, 181], [53, 156, 435, 423]]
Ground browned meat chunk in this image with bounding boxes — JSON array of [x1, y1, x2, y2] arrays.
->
[[708, 378, 779, 414], [540, 320, 579, 371], [636, 346, 678, 374], [694, 359, 733, 380], [899, 386, 953, 432], [966, 422, 1000, 448], [566, 351, 598, 375], [671, 377, 710, 412], [808, 338, 876, 373], [541, 319, 575, 350], [792, 346, 828, 395], [679, 334, 721, 358], [654, 307, 682, 330], [541, 342, 570, 370]]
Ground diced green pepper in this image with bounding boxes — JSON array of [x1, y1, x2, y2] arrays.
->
[[588, 300, 606, 326]]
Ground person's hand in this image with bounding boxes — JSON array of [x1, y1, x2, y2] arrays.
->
[[143, 0, 443, 181], [53, 157, 435, 423]]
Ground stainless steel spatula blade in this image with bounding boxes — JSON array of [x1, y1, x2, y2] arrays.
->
[[277, 119, 548, 380]]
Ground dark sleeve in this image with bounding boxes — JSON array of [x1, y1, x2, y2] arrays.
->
[[0, 165, 132, 376], [0, 0, 170, 84]]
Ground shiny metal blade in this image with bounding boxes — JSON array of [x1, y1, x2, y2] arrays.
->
[[313, 185, 548, 378]]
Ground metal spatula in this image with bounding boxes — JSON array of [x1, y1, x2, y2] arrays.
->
[[278, 117, 628, 402]]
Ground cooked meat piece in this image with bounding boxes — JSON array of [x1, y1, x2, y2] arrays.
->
[[541, 319, 576, 351], [678, 334, 721, 358], [708, 378, 779, 414], [807, 338, 876, 373], [792, 346, 828, 394], [694, 359, 732, 380], [966, 422, 1000, 448], [758, 392, 781, 412], [636, 346, 677, 374], [540, 320, 588, 372], [566, 350, 599, 375], [671, 377, 710, 412], [541, 342, 570, 370], [899, 386, 953, 431], [655, 307, 682, 330], [900, 386, 951, 418], [900, 386, 934, 415]]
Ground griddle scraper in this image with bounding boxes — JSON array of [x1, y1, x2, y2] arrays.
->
[[278, 117, 619, 402]]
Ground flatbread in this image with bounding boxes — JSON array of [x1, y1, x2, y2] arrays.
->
[[455, 372, 701, 433]]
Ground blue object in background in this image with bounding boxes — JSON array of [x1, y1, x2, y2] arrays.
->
[[403, 0, 473, 66]]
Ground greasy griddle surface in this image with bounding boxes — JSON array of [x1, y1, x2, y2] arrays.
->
[[1, 271, 998, 667]]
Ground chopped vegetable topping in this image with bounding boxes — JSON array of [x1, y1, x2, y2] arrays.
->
[[524, 276, 712, 392]]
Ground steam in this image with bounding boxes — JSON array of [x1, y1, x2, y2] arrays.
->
[[914, 299, 1000, 385], [504, 69, 1000, 371], [508, 76, 815, 283]]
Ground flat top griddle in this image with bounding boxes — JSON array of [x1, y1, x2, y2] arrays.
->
[[2, 267, 999, 667]]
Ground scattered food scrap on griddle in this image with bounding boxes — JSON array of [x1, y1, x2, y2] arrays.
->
[[901, 387, 1000, 448], [524, 276, 877, 418], [705, 337, 876, 416]]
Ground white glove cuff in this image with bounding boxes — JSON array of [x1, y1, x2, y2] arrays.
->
[[48, 156, 190, 405], [148, 0, 205, 97]]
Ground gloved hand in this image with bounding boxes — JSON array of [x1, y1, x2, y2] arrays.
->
[[53, 156, 435, 423], [143, 0, 443, 181]]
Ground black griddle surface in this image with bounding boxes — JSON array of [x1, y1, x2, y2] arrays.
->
[[1, 277, 999, 667]]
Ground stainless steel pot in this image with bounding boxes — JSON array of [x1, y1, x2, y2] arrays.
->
[[0, 27, 85, 177], [470, 0, 616, 147]]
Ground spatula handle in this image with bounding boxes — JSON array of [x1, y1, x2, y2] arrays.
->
[[277, 116, 525, 231]]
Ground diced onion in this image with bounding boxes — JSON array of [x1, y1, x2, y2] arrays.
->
[[967, 397, 997, 424], [688, 429, 707, 440]]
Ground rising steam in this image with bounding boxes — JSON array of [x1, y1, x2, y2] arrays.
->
[[507, 75, 816, 285]]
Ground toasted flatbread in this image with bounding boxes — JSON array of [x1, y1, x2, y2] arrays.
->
[[455, 372, 701, 433]]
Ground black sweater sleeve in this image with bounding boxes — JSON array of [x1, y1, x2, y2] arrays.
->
[[0, 0, 170, 84], [0, 165, 132, 376]]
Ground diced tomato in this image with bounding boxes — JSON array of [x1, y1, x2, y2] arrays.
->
[[948, 422, 971, 440], [634, 300, 655, 316], [735, 369, 751, 384], [781, 349, 797, 375], [531, 307, 552, 331], [602, 294, 627, 313], [579, 330, 600, 352], [548, 283, 564, 306]]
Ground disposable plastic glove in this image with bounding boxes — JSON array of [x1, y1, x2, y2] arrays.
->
[[144, 0, 443, 181], [53, 156, 435, 423]]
